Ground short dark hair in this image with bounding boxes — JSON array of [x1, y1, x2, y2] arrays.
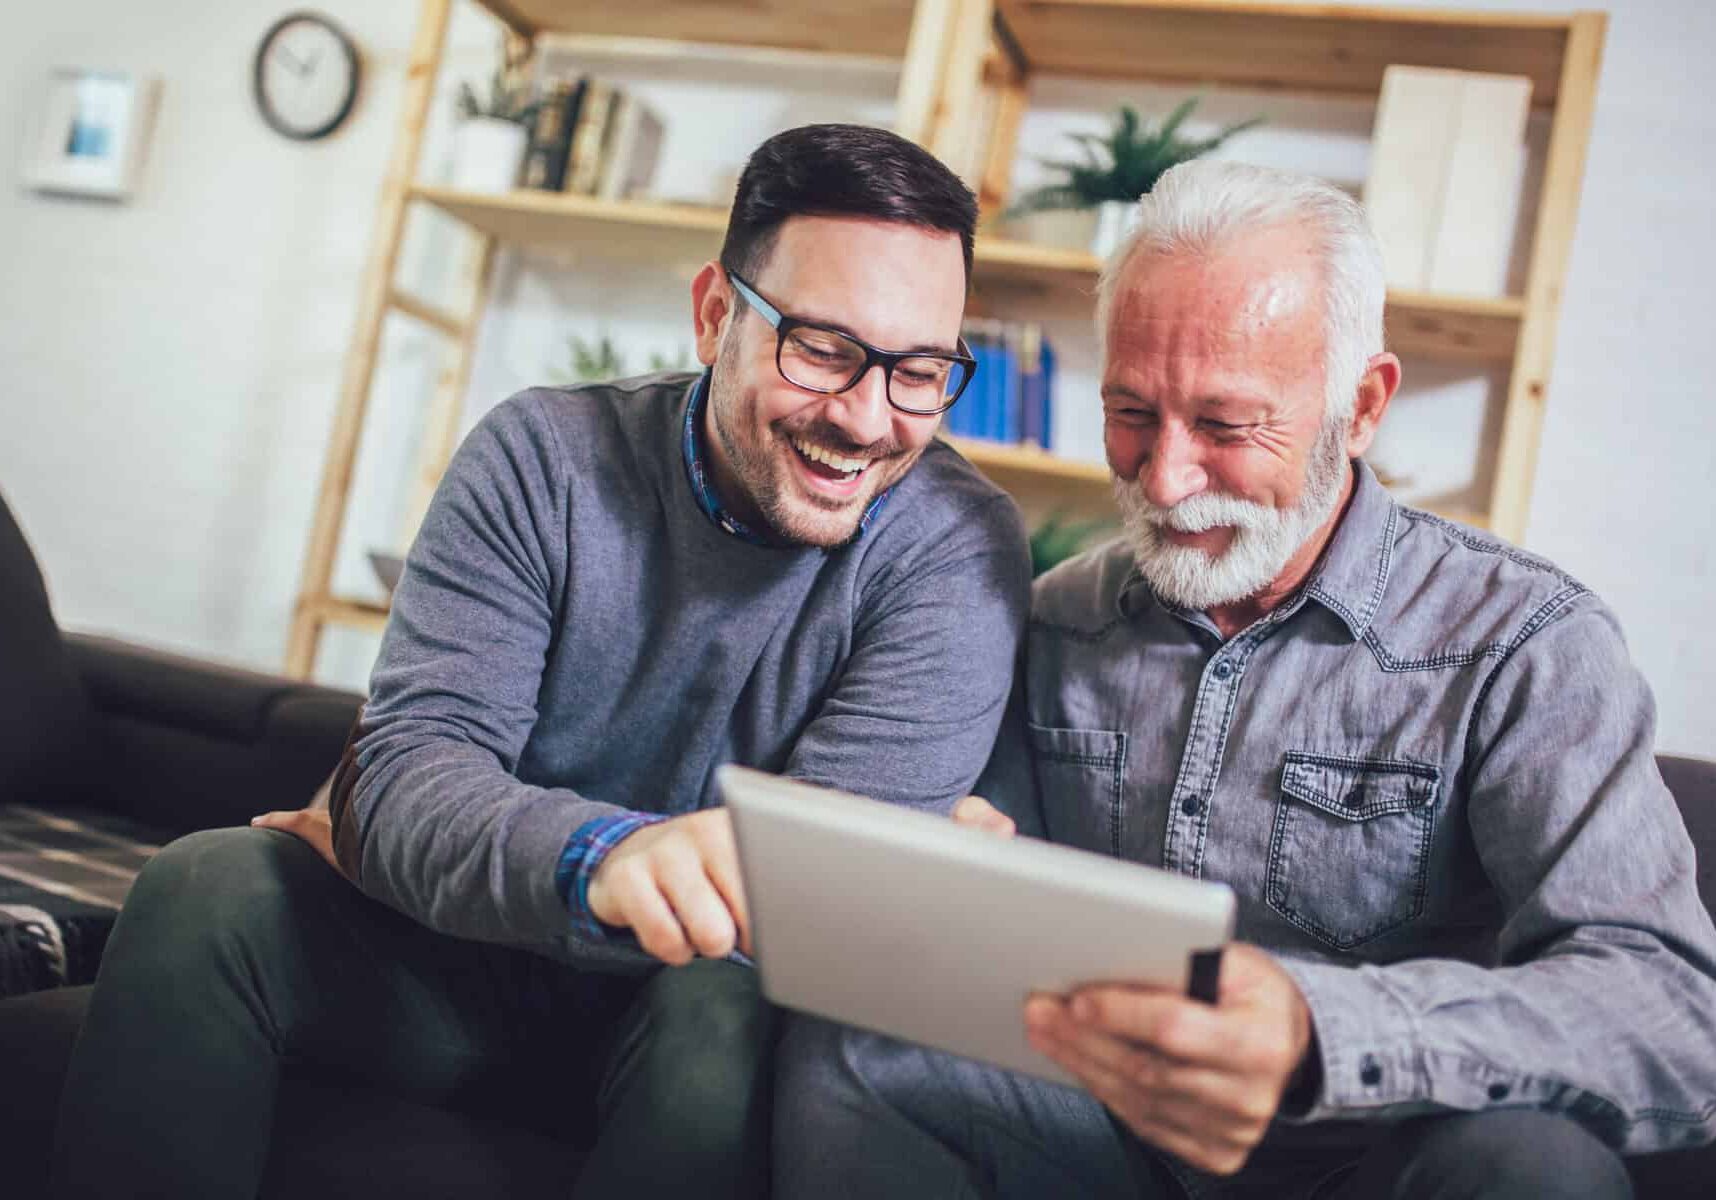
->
[[719, 123, 977, 284]]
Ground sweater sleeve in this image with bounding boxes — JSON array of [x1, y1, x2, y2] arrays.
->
[[333, 392, 651, 969], [781, 490, 1032, 813]]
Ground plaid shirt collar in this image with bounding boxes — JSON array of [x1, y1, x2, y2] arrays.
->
[[680, 371, 894, 548]]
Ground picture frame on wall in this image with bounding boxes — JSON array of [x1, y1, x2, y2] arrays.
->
[[21, 68, 163, 201]]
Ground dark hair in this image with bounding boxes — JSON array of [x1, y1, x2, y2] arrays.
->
[[719, 123, 976, 283]]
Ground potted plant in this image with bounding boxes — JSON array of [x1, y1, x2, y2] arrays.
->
[[449, 68, 538, 193], [1008, 98, 1263, 256]]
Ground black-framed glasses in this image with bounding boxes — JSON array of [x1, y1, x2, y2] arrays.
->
[[725, 269, 975, 416]]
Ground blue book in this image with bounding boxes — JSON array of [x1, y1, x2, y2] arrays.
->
[[1038, 337, 1057, 452]]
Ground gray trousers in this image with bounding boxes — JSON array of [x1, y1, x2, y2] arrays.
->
[[773, 1016, 1634, 1200]]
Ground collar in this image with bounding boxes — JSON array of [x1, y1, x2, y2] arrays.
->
[[1115, 460, 1398, 641], [679, 370, 895, 548], [1300, 459, 1397, 640]]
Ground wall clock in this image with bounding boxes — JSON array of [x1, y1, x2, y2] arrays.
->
[[253, 12, 361, 141]]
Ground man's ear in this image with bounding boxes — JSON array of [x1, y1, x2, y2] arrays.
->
[[691, 261, 732, 368], [1345, 352, 1402, 459]]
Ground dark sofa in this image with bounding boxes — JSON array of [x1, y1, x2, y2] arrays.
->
[[1, 485, 1713, 1197]]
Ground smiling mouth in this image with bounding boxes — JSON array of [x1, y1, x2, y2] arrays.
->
[[789, 435, 875, 485]]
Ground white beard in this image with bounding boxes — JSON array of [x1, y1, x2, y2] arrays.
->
[[1114, 420, 1350, 613]]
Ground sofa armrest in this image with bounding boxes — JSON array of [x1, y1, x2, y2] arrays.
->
[[63, 634, 363, 835]]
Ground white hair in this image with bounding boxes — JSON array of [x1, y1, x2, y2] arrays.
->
[[1094, 160, 1386, 424]]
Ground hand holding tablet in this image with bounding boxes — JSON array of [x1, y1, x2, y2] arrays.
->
[[719, 765, 1236, 1087]]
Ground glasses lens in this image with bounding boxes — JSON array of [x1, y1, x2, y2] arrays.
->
[[890, 355, 970, 415], [780, 326, 867, 393]]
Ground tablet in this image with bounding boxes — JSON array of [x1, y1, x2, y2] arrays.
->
[[720, 765, 1236, 1087]]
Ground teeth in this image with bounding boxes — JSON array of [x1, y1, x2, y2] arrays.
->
[[791, 437, 870, 475]]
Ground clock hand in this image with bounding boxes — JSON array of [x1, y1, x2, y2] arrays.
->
[[276, 44, 307, 76]]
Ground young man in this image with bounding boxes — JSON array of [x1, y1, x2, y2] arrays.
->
[[775, 161, 1716, 1200], [53, 124, 1030, 1198]]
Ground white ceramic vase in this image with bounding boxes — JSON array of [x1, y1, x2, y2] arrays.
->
[[449, 117, 528, 194], [1006, 206, 1101, 252], [1090, 199, 1142, 259]]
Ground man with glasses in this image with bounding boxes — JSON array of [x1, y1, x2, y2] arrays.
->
[[52, 124, 1028, 1199]]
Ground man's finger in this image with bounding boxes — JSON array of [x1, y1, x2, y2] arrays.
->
[[612, 860, 694, 965], [952, 794, 1016, 837], [1028, 1024, 1207, 1146], [1069, 984, 1228, 1064], [701, 822, 752, 955], [655, 842, 738, 959]]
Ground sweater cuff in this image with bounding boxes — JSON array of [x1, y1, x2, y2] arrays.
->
[[555, 812, 670, 940]]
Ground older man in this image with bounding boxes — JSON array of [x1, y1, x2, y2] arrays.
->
[[774, 161, 1716, 1199]]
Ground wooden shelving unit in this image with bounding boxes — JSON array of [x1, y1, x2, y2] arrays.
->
[[284, 0, 1605, 679]]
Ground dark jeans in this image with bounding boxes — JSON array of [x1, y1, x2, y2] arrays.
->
[[774, 1016, 1635, 1200], [51, 827, 778, 1199]]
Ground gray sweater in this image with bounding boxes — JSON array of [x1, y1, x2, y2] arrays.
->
[[334, 373, 1031, 969]]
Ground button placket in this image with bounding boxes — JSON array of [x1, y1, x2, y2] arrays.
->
[[1160, 643, 1251, 875]]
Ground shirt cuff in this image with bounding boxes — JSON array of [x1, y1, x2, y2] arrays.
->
[[1275, 957, 1428, 1122], [555, 812, 669, 940]]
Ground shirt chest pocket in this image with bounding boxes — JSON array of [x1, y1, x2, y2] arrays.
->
[[1028, 724, 1128, 857], [1267, 751, 1441, 951]]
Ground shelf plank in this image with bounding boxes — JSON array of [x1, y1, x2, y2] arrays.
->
[[312, 595, 392, 636], [414, 190, 1524, 362], [1385, 290, 1524, 364], [475, 0, 923, 58], [995, 1, 1573, 106]]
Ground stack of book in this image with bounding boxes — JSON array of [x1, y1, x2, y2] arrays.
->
[[943, 320, 1057, 450], [521, 77, 665, 201]]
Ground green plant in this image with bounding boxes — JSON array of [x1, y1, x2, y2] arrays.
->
[[455, 68, 538, 125], [1009, 98, 1263, 215], [551, 335, 694, 385], [1028, 512, 1114, 578]]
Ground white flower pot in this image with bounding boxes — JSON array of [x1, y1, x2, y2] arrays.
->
[[1004, 206, 1100, 253], [449, 117, 527, 194], [1091, 199, 1143, 259]]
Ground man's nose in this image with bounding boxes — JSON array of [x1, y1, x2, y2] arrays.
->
[[1140, 422, 1208, 509], [821, 363, 893, 447]]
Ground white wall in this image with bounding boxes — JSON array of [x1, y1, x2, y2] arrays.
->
[[1, 0, 1710, 757]]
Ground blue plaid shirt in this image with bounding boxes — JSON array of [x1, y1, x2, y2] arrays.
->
[[555, 371, 894, 935]]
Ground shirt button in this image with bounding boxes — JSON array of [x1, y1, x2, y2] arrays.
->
[[1488, 1082, 1511, 1101], [1359, 1055, 1382, 1086], [1180, 795, 1202, 817], [1211, 659, 1235, 680]]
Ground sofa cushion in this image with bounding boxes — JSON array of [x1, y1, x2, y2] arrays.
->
[[0, 490, 104, 808], [0, 805, 162, 999]]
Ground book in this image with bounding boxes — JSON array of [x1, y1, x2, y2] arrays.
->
[[1428, 72, 1532, 295], [566, 80, 617, 195], [1363, 66, 1532, 297], [596, 94, 666, 202], [1364, 66, 1465, 290], [521, 77, 586, 192]]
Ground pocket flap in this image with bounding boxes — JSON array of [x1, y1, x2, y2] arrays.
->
[[1281, 751, 1440, 822], [1027, 723, 1127, 768]]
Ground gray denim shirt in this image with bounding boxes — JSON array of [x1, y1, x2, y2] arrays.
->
[[985, 461, 1716, 1153]]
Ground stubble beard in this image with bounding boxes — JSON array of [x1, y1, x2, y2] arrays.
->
[[707, 336, 913, 549]]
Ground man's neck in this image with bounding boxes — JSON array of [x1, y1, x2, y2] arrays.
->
[[1205, 466, 1355, 641]]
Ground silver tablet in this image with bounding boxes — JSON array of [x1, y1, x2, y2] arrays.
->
[[720, 765, 1236, 1087]]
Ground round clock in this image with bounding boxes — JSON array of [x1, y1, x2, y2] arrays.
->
[[253, 12, 361, 141]]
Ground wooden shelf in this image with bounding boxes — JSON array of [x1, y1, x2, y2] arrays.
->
[[947, 437, 1108, 485], [475, 0, 925, 58], [412, 190, 1522, 362], [308, 595, 391, 636], [994, 1, 1574, 107]]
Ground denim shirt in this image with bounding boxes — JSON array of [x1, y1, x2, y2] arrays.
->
[[985, 461, 1716, 1154]]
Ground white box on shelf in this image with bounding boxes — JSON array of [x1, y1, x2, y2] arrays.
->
[[1363, 66, 1532, 298], [1428, 73, 1532, 296]]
